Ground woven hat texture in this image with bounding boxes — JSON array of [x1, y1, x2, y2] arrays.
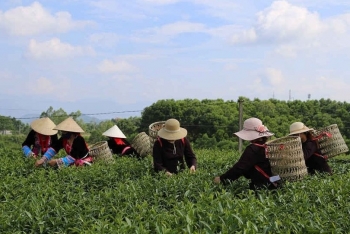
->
[[53, 117, 84, 133], [289, 122, 314, 135], [30, 117, 57, 136], [102, 125, 126, 138], [158, 119, 187, 141]]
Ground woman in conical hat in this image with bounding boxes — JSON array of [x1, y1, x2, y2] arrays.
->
[[102, 125, 139, 157], [214, 117, 279, 191], [289, 122, 332, 175], [22, 117, 58, 158], [152, 118, 197, 175], [35, 117, 92, 168]]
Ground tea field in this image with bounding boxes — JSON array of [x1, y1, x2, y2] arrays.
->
[[1, 146, 350, 233]]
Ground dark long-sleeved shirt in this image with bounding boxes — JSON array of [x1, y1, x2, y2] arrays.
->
[[22, 130, 58, 155], [107, 138, 138, 156], [302, 139, 331, 174], [153, 137, 197, 174], [220, 144, 273, 189], [51, 135, 89, 159]]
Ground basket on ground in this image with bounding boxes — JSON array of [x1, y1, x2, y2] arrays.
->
[[312, 124, 349, 158], [88, 141, 115, 163], [149, 121, 165, 147], [131, 132, 151, 157], [266, 136, 308, 182]]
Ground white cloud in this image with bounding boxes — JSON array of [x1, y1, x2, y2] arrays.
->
[[224, 63, 237, 71], [0, 1, 93, 36], [288, 0, 350, 7], [207, 24, 241, 40], [149, 21, 206, 36], [28, 77, 55, 94], [231, 1, 324, 44], [191, 0, 239, 20], [256, 1, 323, 40], [287, 76, 350, 101], [89, 32, 120, 46], [25, 76, 73, 101], [26, 38, 95, 59], [97, 60, 137, 73], [0, 71, 20, 95], [226, 0, 350, 59], [326, 13, 350, 34], [274, 44, 298, 57], [7, 0, 23, 5], [139, 0, 239, 20], [142, 0, 180, 4], [238, 68, 285, 98], [209, 58, 239, 71], [89, 0, 147, 20], [0, 71, 12, 82], [230, 28, 257, 44], [114, 53, 159, 61], [135, 21, 207, 43], [265, 68, 284, 86]]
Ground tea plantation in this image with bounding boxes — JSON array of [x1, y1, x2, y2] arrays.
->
[[1, 146, 350, 233]]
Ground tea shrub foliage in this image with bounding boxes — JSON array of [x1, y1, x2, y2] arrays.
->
[[1, 147, 350, 233]]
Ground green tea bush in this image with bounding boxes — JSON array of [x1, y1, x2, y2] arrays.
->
[[0, 146, 350, 233], [0, 135, 26, 150]]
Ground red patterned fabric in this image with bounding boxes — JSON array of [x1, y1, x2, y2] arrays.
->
[[114, 138, 126, 145], [74, 156, 93, 166], [33, 133, 51, 155], [63, 139, 72, 154]]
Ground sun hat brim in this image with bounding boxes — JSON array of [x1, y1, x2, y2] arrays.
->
[[158, 127, 187, 140], [288, 127, 314, 135], [234, 129, 274, 141], [30, 118, 58, 136]]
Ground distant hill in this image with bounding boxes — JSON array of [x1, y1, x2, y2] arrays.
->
[[78, 115, 103, 124], [18, 114, 41, 124]]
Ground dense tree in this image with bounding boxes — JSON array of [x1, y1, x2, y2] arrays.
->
[[40, 106, 86, 131], [114, 117, 141, 140], [87, 117, 142, 144], [4, 98, 350, 149], [40, 106, 67, 125], [194, 133, 217, 149], [139, 97, 350, 148], [0, 115, 29, 134]]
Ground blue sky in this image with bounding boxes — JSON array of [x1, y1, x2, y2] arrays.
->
[[1, 0, 350, 120]]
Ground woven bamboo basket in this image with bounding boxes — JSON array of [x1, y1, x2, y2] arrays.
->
[[149, 121, 165, 148], [131, 132, 151, 157], [88, 141, 115, 163], [149, 136, 157, 149], [312, 124, 349, 158], [266, 136, 308, 182]]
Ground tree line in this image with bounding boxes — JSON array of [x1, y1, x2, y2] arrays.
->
[[1, 97, 349, 150]]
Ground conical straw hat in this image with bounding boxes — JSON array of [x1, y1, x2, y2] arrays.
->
[[102, 125, 126, 138], [30, 117, 58, 136], [53, 117, 84, 133]]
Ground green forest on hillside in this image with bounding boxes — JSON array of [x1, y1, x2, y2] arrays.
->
[[1, 97, 350, 150]]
